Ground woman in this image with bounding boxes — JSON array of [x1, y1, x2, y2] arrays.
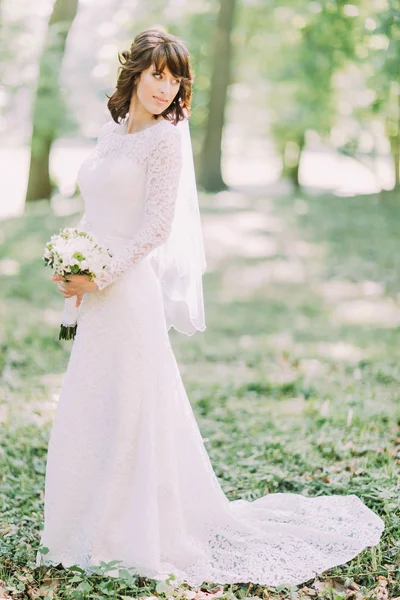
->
[[37, 28, 384, 587]]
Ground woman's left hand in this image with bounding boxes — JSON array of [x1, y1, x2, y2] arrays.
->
[[52, 274, 98, 298]]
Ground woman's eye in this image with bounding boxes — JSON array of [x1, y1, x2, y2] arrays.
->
[[153, 73, 181, 85]]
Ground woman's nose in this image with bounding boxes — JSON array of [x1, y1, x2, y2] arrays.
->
[[159, 81, 171, 96]]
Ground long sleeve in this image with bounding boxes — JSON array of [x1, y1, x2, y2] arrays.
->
[[94, 125, 182, 291]]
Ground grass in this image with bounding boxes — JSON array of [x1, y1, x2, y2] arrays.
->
[[0, 187, 400, 599]]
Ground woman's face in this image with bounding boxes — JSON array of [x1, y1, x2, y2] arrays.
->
[[134, 63, 182, 115]]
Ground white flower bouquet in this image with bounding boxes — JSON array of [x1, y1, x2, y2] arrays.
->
[[43, 227, 111, 340]]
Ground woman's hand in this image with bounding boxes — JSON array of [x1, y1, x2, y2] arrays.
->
[[52, 274, 98, 303]]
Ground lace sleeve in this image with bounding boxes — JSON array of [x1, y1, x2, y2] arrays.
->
[[94, 125, 182, 291]]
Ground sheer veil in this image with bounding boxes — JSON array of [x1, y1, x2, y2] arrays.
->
[[149, 117, 207, 335]]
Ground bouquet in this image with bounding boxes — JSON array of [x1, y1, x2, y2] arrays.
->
[[43, 227, 111, 341]]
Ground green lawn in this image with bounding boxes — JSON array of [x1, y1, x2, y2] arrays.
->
[[1, 188, 399, 599]]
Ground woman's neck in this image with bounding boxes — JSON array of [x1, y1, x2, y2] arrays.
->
[[126, 96, 160, 134]]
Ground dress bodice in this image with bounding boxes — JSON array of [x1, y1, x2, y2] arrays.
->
[[75, 116, 182, 290], [77, 118, 175, 242]]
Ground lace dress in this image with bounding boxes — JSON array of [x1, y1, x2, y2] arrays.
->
[[36, 116, 385, 587]]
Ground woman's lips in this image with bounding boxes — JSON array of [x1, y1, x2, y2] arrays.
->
[[153, 96, 168, 105]]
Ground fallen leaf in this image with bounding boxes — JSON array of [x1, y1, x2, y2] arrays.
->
[[195, 585, 226, 600], [373, 576, 388, 600], [0, 579, 13, 599], [300, 586, 317, 596], [348, 582, 361, 591], [0, 524, 18, 537], [313, 578, 345, 596], [27, 588, 42, 600]]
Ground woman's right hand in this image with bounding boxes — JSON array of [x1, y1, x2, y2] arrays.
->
[[55, 281, 84, 307]]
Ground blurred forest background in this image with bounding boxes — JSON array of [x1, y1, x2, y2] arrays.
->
[[1, 0, 400, 599], [0, 0, 400, 216]]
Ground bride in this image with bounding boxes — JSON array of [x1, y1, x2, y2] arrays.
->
[[37, 28, 384, 587]]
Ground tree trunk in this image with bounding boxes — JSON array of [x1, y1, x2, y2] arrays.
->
[[282, 134, 305, 188], [386, 85, 400, 191], [286, 162, 301, 189], [25, 0, 78, 203], [389, 135, 400, 189], [198, 0, 237, 192]]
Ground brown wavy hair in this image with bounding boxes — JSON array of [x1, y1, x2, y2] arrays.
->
[[106, 28, 193, 126]]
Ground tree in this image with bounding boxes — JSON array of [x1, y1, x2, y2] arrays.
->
[[367, 0, 400, 188], [25, 0, 78, 203], [198, 0, 237, 192], [265, 1, 361, 187]]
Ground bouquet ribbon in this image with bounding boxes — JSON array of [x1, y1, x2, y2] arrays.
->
[[60, 296, 80, 340]]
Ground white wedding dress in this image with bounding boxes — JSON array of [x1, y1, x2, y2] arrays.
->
[[37, 116, 384, 587]]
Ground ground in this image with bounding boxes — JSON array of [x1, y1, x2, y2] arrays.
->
[[0, 185, 399, 599]]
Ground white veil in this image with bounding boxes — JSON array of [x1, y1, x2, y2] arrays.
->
[[149, 117, 207, 335]]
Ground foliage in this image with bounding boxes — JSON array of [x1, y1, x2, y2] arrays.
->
[[3, 0, 400, 193], [259, 1, 363, 184], [365, 0, 400, 186]]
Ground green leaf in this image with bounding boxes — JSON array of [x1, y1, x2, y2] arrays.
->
[[156, 581, 175, 595], [68, 565, 86, 573], [76, 581, 92, 593], [103, 559, 124, 567]]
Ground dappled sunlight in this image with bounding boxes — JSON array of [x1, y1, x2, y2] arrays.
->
[[1, 393, 58, 428], [19, 395, 58, 427], [264, 367, 298, 386], [229, 210, 280, 232], [266, 331, 294, 350], [300, 150, 393, 195], [316, 341, 365, 362], [223, 135, 280, 188], [0, 145, 92, 220], [227, 394, 306, 417], [332, 298, 400, 327], [183, 361, 254, 387], [1, 371, 63, 426], [315, 279, 385, 302], [237, 334, 259, 350], [5, 230, 48, 262], [51, 194, 83, 217], [207, 190, 256, 210], [0, 148, 29, 219], [299, 357, 327, 379], [203, 208, 282, 234], [0, 258, 20, 276], [220, 259, 306, 300], [278, 396, 306, 416], [202, 211, 280, 269], [292, 239, 326, 260]]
